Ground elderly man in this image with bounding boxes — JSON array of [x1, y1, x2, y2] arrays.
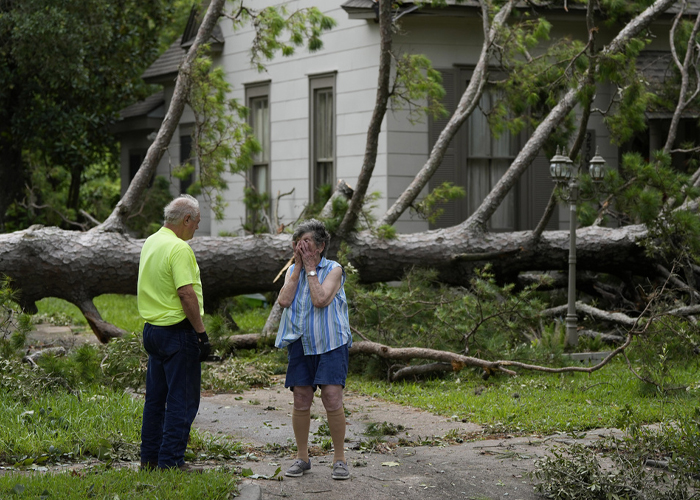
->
[[138, 194, 210, 472]]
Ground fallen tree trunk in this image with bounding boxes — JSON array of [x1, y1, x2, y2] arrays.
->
[[0, 223, 659, 342]]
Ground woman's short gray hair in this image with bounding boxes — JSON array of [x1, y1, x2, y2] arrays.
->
[[293, 219, 331, 258], [164, 194, 200, 224]]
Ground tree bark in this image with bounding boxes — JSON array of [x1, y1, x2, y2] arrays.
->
[[664, 3, 700, 155], [0, 221, 661, 341]]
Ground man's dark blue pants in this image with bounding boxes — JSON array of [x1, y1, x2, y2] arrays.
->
[[140, 323, 201, 468]]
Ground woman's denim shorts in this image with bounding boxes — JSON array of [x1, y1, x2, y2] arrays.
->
[[285, 339, 349, 391]]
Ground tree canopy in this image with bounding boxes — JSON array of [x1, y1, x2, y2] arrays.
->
[[0, 0, 189, 231]]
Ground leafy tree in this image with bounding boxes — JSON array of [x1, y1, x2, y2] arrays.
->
[[0, 0, 179, 231]]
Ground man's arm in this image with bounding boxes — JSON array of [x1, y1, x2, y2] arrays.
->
[[177, 284, 206, 333]]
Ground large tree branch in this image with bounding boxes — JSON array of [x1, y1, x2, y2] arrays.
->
[[541, 301, 638, 328], [96, 0, 227, 234], [663, 2, 700, 155], [336, 0, 392, 238], [464, 0, 677, 232], [377, 0, 515, 228]]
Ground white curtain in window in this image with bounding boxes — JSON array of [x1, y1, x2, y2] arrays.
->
[[253, 164, 268, 194], [468, 94, 490, 158], [251, 97, 269, 163], [315, 89, 333, 162], [490, 160, 514, 230], [468, 159, 490, 215]]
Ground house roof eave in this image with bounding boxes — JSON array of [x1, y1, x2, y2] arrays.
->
[[340, 0, 700, 20]]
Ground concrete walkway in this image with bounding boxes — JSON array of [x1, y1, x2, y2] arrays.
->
[[194, 377, 623, 500]]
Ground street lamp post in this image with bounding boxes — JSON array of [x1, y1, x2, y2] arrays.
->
[[550, 147, 607, 347]]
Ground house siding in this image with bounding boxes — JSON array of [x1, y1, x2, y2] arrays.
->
[[205, 0, 386, 236]]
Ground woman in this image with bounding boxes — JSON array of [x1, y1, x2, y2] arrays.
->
[[275, 219, 352, 480]]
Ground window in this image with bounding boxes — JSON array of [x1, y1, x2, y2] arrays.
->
[[246, 83, 271, 231], [466, 90, 517, 231], [310, 74, 336, 203], [179, 134, 194, 194], [128, 150, 153, 188]]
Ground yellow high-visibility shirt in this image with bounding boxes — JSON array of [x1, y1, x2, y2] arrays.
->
[[137, 227, 203, 326]]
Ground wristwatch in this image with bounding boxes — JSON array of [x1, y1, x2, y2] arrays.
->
[[308, 270, 317, 277]]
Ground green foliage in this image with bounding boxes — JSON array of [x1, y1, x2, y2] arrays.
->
[[101, 333, 148, 389], [533, 408, 700, 499], [410, 181, 465, 224], [244, 5, 336, 72], [391, 53, 447, 122], [627, 312, 700, 394], [0, 276, 32, 359], [0, 0, 175, 230], [601, 48, 654, 145], [305, 186, 381, 236], [374, 224, 397, 240], [348, 266, 547, 364], [242, 186, 271, 234], [0, 469, 239, 500], [610, 152, 700, 259], [491, 12, 581, 155], [302, 183, 334, 221], [4, 152, 122, 231], [188, 56, 257, 220], [364, 421, 405, 437], [320, 193, 350, 234]]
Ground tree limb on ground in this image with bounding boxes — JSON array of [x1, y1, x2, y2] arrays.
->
[[541, 302, 638, 327], [23, 347, 66, 368]]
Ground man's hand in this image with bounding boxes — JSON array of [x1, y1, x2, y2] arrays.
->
[[197, 332, 211, 362]]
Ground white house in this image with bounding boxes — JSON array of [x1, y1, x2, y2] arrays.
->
[[114, 0, 696, 237]]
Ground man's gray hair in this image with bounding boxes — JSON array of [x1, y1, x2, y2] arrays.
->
[[293, 219, 331, 258], [164, 194, 200, 224]]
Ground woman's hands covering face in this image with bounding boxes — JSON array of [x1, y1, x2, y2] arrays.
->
[[294, 239, 318, 270]]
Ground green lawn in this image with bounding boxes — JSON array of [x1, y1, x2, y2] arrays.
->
[[347, 360, 700, 435], [0, 468, 239, 500], [34, 295, 269, 335]]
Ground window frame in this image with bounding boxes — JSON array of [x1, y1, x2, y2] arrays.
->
[[178, 124, 195, 195], [245, 81, 271, 228], [464, 86, 519, 232], [309, 72, 337, 203]]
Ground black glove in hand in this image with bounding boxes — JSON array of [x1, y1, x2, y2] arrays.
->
[[197, 332, 211, 362]]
